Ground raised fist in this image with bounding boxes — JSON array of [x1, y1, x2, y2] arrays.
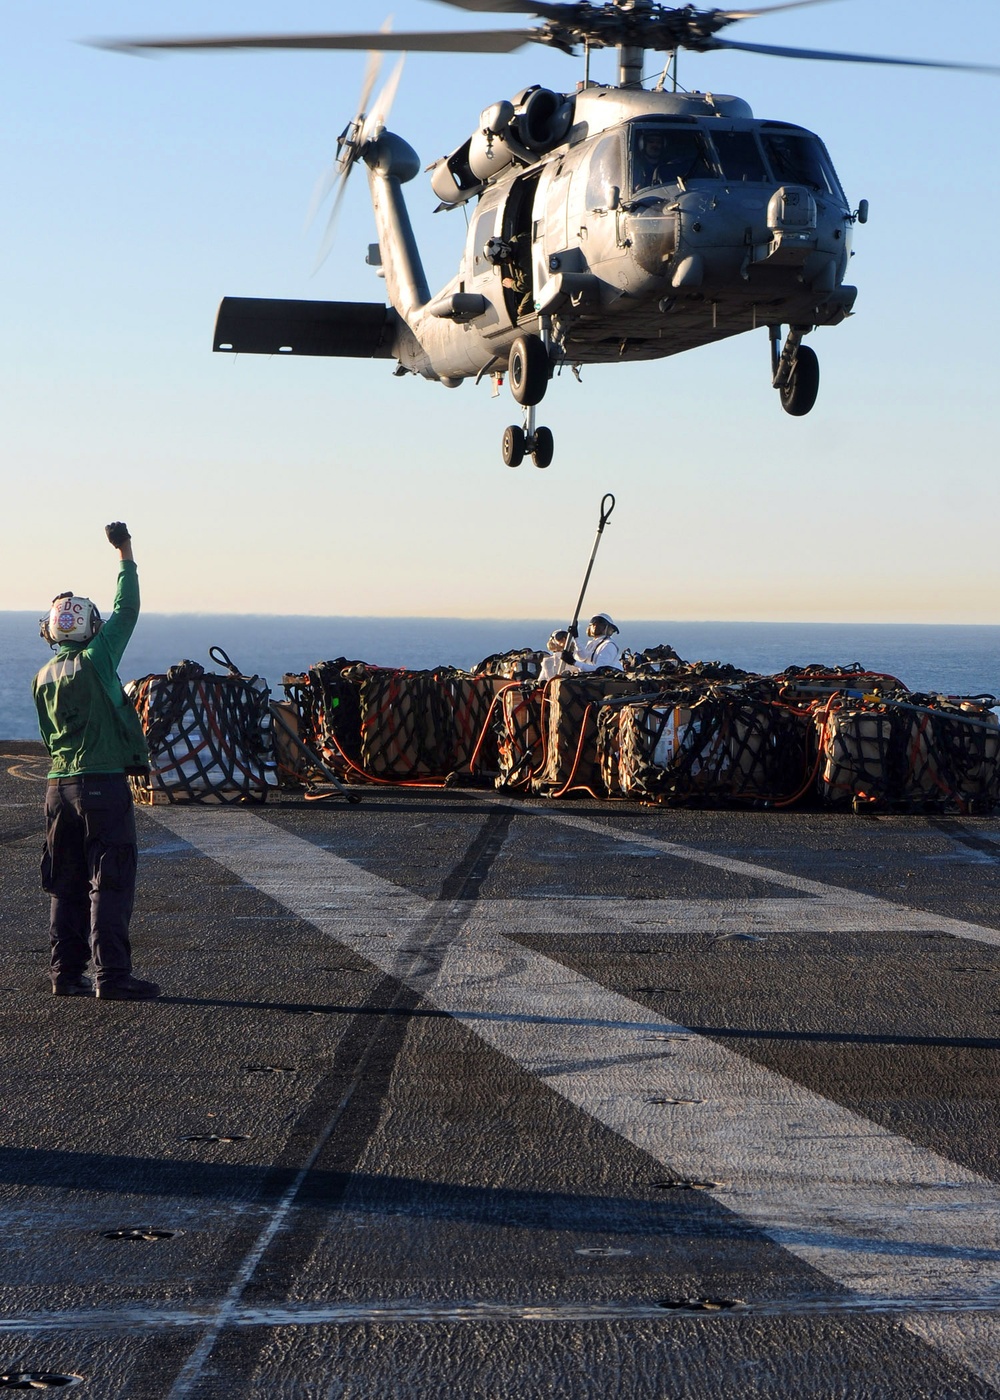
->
[[105, 522, 131, 548]]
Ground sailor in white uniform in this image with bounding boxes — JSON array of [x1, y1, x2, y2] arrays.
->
[[568, 613, 622, 672], [538, 629, 570, 683]]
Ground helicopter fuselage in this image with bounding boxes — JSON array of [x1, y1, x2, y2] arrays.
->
[[372, 85, 856, 387], [212, 81, 861, 464]]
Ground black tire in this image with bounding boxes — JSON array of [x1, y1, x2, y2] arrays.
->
[[779, 343, 820, 417], [508, 334, 549, 407], [502, 424, 525, 467], [532, 426, 554, 469]]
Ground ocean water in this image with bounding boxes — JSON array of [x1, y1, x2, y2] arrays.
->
[[3, 612, 1000, 742]]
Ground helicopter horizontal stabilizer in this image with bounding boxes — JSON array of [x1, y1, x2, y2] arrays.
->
[[213, 297, 397, 358]]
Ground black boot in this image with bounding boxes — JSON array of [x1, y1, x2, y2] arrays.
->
[[96, 975, 161, 1001], [52, 974, 94, 997]]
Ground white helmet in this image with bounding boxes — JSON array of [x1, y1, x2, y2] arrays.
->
[[547, 629, 568, 652], [40, 592, 102, 647], [588, 612, 618, 637]]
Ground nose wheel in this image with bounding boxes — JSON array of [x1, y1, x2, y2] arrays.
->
[[502, 405, 554, 468], [770, 324, 820, 417]]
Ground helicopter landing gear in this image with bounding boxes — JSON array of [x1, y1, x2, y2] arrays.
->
[[502, 424, 525, 467], [502, 403, 553, 468], [770, 324, 820, 418], [508, 333, 550, 407]]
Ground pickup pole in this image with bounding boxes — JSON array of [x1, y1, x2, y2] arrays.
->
[[567, 493, 616, 653]]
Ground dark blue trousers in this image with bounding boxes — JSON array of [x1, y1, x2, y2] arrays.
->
[[42, 775, 137, 986]]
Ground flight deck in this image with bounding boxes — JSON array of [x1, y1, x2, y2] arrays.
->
[[3, 739, 1000, 1397]]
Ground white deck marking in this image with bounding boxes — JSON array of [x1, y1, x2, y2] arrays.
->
[[516, 805, 1000, 948], [466, 897, 968, 935], [150, 806, 1000, 1391]]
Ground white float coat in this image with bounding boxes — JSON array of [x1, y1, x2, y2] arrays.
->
[[570, 635, 622, 672]]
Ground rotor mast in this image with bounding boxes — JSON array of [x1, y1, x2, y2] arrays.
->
[[614, 0, 653, 88]]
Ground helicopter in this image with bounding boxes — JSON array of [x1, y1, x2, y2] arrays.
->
[[101, 0, 999, 470]]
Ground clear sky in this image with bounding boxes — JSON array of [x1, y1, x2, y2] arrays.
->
[[3, 1, 999, 622]]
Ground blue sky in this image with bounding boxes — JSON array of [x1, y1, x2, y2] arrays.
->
[[3, 1, 999, 621]]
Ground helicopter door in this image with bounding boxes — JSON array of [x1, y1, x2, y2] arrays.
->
[[500, 172, 540, 326], [533, 159, 573, 303]]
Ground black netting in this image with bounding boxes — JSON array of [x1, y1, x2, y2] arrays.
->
[[818, 699, 1000, 812], [473, 649, 544, 681], [496, 684, 544, 789], [444, 674, 507, 777], [621, 644, 684, 680], [126, 664, 273, 805], [534, 676, 646, 795], [614, 688, 810, 805], [281, 659, 368, 781]]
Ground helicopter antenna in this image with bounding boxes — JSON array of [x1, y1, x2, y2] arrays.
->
[[653, 48, 679, 91]]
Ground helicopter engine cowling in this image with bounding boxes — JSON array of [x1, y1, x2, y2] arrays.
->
[[511, 87, 574, 155], [430, 88, 574, 208]]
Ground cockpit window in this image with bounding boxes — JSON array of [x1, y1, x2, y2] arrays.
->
[[585, 135, 623, 211], [629, 124, 717, 194], [713, 129, 767, 183], [761, 132, 836, 194]]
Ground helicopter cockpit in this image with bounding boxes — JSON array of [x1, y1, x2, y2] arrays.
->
[[627, 120, 845, 201], [629, 123, 717, 194]]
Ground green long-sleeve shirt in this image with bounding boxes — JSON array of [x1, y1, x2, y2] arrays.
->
[[33, 561, 149, 778]]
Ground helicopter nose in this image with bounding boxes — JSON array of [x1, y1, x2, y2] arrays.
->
[[628, 199, 679, 277]]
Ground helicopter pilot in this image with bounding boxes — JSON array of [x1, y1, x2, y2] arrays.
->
[[633, 128, 685, 191]]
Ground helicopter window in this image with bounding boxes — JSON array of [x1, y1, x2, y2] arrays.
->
[[471, 206, 499, 276], [760, 132, 834, 193], [585, 136, 622, 211], [712, 129, 767, 183], [629, 125, 717, 194]]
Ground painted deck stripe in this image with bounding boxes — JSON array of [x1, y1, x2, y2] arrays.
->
[[464, 896, 969, 934], [150, 805, 1000, 1391], [2, 1294, 1000, 1335], [518, 804, 1000, 947]]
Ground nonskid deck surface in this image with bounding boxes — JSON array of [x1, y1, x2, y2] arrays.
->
[[3, 740, 1000, 1398]]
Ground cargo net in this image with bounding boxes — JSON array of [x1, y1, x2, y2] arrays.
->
[[282, 659, 366, 782], [357, 669, 505, 784], [533, 675, 648, 797], [817, 695, 1000, 813], [473, 648, 545, 682], [126, 660, 274, 805], [621, 644, 684, 680], [609, 685, 811, 806], [495, 683, 544, 790]]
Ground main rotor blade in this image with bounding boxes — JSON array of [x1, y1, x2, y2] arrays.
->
[[96, 29, 535, 56], [428, 0, 563, 13], [710, 35, 1000, 73], [719, 0, 847, 19]]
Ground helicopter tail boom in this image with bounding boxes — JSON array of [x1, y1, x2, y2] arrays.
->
[[364, 132, 431, 322]]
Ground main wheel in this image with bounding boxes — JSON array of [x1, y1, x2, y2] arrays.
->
[[502, 424, 525, 467], [508, 334, 549, 407], [779, 343, 820, 417], [531, 426, 554, 469]]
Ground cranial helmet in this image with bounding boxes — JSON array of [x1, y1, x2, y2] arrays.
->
[[547, 629, 568, 652], [40, 592, 102, 648], [587, 613, 618, 638]]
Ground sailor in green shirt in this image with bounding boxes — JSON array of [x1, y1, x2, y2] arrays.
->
[[33, 523, 160, 1001]]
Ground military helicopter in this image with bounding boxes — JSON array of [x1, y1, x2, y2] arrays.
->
[[101, 1, 999, 469]]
